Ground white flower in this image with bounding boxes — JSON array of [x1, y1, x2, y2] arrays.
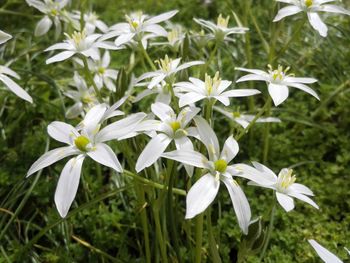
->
[[102, 10, 178, 47], [26, 0, 69, 37], [308, 239, 343, 263], [0, 30, 12, 45], [194, 14, 248, 42], [175, 71, 260, 107], [136, 55, 204, 89], [45, 30, 118, 64], [161, 117, 269, 234], [27, 104, 146, 217], [214, 106, 281, 129], [72, 11, 108, 34], [75, 51, 118, 91], [239, 162, 319, 212], [273, 0, 350, 37], [135, 102, 200, 176], [152, 23, 185, 51], [0, 66, 33, 103], [235, 65, 319, 106], [133, 80, 171, 105], [64, 72, 98, 118]]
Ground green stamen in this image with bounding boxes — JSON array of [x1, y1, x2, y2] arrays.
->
[[74, 136, 90, 152]]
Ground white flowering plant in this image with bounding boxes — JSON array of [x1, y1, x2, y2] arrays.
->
[[0, 0, 349, 262]]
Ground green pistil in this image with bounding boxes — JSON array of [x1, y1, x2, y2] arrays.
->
[[305, 0, 313, 8], [170, 121, 181, 132], [214, 159, 228, 173], [74, 136, 90, 152]]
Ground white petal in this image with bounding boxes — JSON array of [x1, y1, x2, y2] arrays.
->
[[174, 60, 204, 73], [162, 149, 208, 169], [151, 102, 174, 121], [47, 121, 77, 144], [221, 89, 261, 98], [235, 67, 268, 76], [308, 240, 343, 263], [55, 156, 84, 218], [268, 83, 289, 106], [87, 143, 122, 172], [115, 33, 135, 47], [289, 183, 314, 196], [178, 92, 206, 107], [319, 4, 350, 15], [288, 192, 319, 209], [135, 133, 172, 172], [276, 192, 295, 212], [251, 161, 277, 180], [232, 163, 276, 185], [27, 146, 78, 177], [286, 82, 320, 100], [0, 30, 12, 44], [80, 104, 107, 137], [0, 75, 33, 103], [174, 137, 195, 176], [45, 42, 72, 51], [145, 10, 178, 25], [222, 177, 251, 235], [96, 113, 147, 142], [236, 73, 268, 83], [177, 106, 201, 127], [273, 5, 303, 22], [213, 96, 230, 106], [0, 66, 19, 79], [307, 12, 328, 37], [185, 173, 220, 219], [35, 16, 53, 36], [148, 74, 166, 89], [194, 116, 220, 159], [46, 51, 75, 64], [220, 136, 239, 163], [143, 24, 167, 36], [284, 76, 318, 84], [66, 103, 83, 119]]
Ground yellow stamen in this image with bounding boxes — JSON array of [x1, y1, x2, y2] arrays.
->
[[217, 14, 230, 28], [205, 71, 221, 95], [155, 55, 172, 73]]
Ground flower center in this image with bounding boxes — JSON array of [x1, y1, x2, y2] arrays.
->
[[98, 67, 105, 74], [155, 55, 172, 73], [217, 14, 229, 28], [268, 64, 290, 82], [205, 72, 221, 95], [214, 159, 228, 173], [74, 135, 91, 152], [50, 9, 58, 16], [69, 30, 88, 51], [170, 121, 181, 132], [277, 168, 296, 189], [232, 111, 241, 118], [305, 0, 313, 8], [167, 27, 181, 45]]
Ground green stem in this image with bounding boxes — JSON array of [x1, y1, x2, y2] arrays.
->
[[262, 99, 272, 163], [194, 214, 204, 263], [123, 170, 186, 196], [235, 97, 272, 141], [138, 41, 157, 71], [259, 197, 276, 261], [207, 208, 221, 263], [81, 56, 103, 103], [153, 206, 168, 263]]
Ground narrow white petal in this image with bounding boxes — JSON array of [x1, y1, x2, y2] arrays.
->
[[235, 67, 268, 76], [148, 74, 166, 89], [289, 183, 314, 196], [45, 42, 72, 51], [174, 61, 204, 73], [185, 173, 220, 219], [47, 121, 77, 144], [96, 113, 147, 142], [273, 5, 303, 22], [0, 30, 12, 44], [46, 51, 75, 64], [35, 16, 53, 36], [236, 74, 268, 83], [151, 102, 174, 121], [27, 147, 78, 177], [87, 143, 122, 172], [307, 12, 328, 37], [143, 24, 167, 36], [162, 149, 208, 169], [288, 192, 319, 209], [174, 137, 194, 176], [251, 161, 277, 180], [136, 133, 172, 172], [222, 177, 251, 235], [276, 192, 295, 212], [284, 76, 318, 84], [221, 89, 261, 98], [0, 66, 19, 79], [220, 136, 239, 163], [115, 33, 135, 47], [80, 104, 107, 136], [194, 116, 220, 159], [178, 92, 206, 107], [0, 75, 33, 103], [232, 163, 276, 185], [55, 156, 84, 218], [319, 4, 350, 15], [286, 82, 320, 100], [145, 10, 178, 25], [268, 83, 289, 106], [308, 240, 343, 263]]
